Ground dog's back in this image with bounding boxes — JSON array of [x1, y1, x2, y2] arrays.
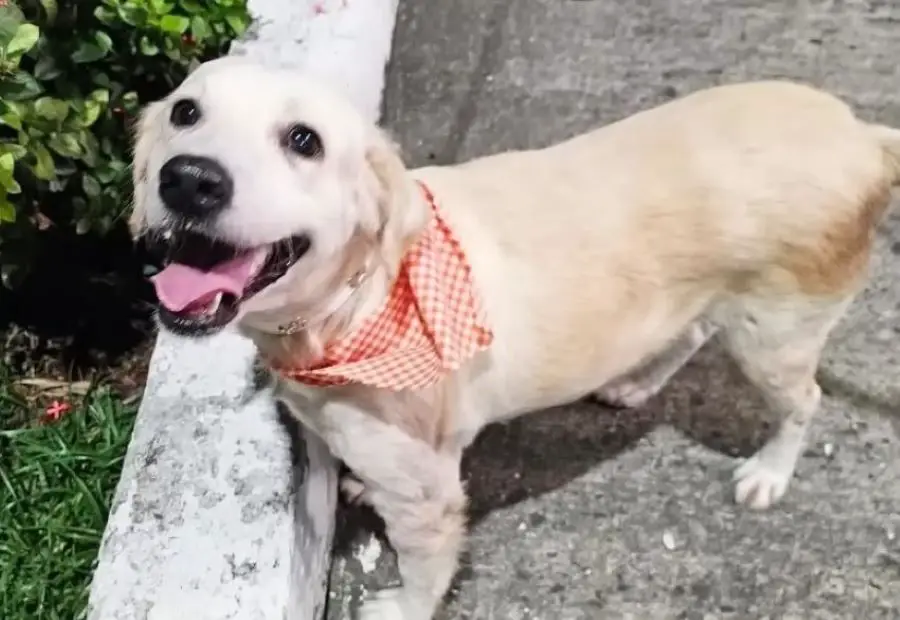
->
[[412, 80, 898, 416], [423, 81, 895, 295]]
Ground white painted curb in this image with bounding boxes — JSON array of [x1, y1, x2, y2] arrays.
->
[[87, 1, 400, 618]]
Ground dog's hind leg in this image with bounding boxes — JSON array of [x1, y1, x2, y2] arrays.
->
[[721, 295, 853, 510], [593, 318, 718, 408]]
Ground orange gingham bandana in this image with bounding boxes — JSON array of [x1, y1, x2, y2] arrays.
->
[[270, 182, 494, 391]]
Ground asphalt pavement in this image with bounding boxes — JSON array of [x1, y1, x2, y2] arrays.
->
[[329, 1, 900, 618]]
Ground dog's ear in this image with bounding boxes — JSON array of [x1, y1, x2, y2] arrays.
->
[[363, 128, 429, 270], [129, 100, 165, 239]]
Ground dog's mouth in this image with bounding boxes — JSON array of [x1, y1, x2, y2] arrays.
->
[[148, 229, 311, 336]]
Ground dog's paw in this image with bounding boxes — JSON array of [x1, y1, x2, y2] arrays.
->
[[593, 380, 659, 409], [357, 588, 408, 620], [733, 454, 791, 510]]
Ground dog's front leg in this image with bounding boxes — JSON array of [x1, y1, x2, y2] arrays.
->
[[321, 400, 467, 620]]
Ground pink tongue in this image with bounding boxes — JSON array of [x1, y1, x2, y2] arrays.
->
[[152, 249, 267, 312]]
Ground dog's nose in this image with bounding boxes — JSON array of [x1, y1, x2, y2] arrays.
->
[[158, 155, 233, 219]]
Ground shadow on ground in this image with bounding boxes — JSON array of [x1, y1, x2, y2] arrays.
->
[[331, 337, 899, 613]]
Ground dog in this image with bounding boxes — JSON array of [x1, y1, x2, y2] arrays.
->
[[131, 56, 900, 619]]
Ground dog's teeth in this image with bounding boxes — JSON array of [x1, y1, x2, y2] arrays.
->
[[206, 292, 223, 315]]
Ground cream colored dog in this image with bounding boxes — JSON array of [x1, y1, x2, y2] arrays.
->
[[131, 56, 899, 619]]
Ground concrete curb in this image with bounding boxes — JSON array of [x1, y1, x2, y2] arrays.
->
[[87, 1, 400, 618]]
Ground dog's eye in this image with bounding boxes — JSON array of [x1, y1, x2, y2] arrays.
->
[[285, 124, 323, 158], [170, 99, 201, 128]]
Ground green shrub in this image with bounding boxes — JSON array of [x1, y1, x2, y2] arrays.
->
[[0, 0, 250, 288]]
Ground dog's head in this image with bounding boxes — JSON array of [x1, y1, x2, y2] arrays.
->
[[132, 57, 423, 337]]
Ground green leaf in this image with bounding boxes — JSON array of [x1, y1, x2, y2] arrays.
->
[[96, 30, 114, 52], [74, 89, 109, 128], [178, 0, 203, 13], [33, 54, 61, 80], [116, 3, 145, 27], [0, 102, 23, 130], [40, 0, 59, 23], [92, 72, 112, 88], [150, 0, 176, 13], [0, 7, 24, 43], [0, 71, 43, 102], [97, 163, 127, 185], [48, 133, 82, 158], [190, 15, 210, 40], [0, 154, 21, 195], [6, 24, 40, 56], [72, 32, 113, 63], [0, 115, 23, 131], [121, 91, 139, 110], [90, 88, 110, 106], [76, 217, 92, 234], [0, 143, 27, 159], [31, 144, 56, 180], [107, 79, 126, 101], [159, 15, 190, 34], [164, 46, 183, 62], [93, 6, 117, 25], [95, 165, 117, 184], [0, 198, 16, 223], [82, 174, 101, 198], [33, 97, 70, 122], [72, 43, 105, 64], [225, 12, 249, 36], [139, 35, 159, 55], [80, 131, 101, 167], [81, 100, 103, 127]]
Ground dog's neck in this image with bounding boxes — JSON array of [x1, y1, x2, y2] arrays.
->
[[240, 181, 432, 369], [239, 236, 390, 367]]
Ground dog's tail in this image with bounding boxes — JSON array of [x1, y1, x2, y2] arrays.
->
[[869, 123, 900, 186]]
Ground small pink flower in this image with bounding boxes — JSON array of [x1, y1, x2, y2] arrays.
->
[[42, 400, 72, 423]]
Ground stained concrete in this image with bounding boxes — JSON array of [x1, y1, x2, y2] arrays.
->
[[330, 0, 900, 617], [87, 331, 337, 620]]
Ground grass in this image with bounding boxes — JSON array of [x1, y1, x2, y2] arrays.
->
[[0, 368, 137, 620]]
